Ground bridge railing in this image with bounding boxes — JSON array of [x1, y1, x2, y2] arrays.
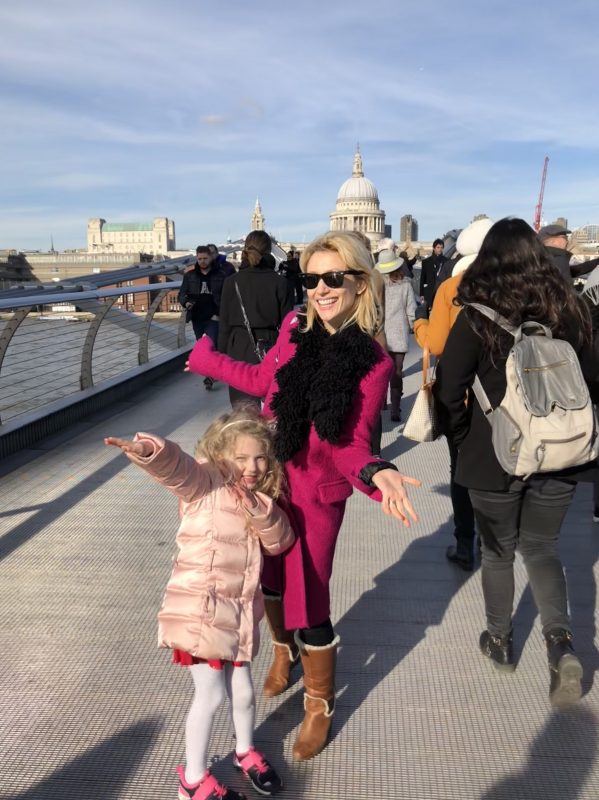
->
[[0, 282, 193, 426]]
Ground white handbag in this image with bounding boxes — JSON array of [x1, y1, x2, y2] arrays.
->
[[403, 348, 442, 443]]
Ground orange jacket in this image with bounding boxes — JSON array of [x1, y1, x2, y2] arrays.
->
[[413, 273, 463, 356]]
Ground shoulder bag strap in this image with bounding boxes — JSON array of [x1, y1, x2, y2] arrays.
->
[[235, 282, 261, 359]]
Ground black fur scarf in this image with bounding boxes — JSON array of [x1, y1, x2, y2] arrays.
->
[[271, 320, 378, 463]]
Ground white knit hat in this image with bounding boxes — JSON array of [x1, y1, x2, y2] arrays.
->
[[452, 218, 494, 276]]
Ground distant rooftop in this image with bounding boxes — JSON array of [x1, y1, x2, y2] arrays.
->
[[101, 222, 153, 232]]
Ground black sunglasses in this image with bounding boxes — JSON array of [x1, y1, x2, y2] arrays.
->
[[300, 269, 362, 290]]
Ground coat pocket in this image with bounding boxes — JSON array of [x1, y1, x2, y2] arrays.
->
[[317, 479, 353, 504]]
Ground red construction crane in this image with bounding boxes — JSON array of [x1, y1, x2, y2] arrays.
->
[[533, 156, 549, 232]]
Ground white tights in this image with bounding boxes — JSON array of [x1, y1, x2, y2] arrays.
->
[[184, 662, 256, 784]]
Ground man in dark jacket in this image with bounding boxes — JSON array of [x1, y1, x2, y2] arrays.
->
[[419, 238, 449, 315], [538, 224, 599, 283], [278, 249, 303, 304], [178, 245, 227, 389]]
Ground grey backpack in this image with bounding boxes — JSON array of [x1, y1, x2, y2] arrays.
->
[[468, 303, 598, 479]]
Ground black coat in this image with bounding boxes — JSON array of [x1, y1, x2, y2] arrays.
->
[[434, 309, 599, 491], [218, 261, 294, 363], [544, 246, 599, 282], [419, 254, 449, 308], [178, 265, 226, 322]]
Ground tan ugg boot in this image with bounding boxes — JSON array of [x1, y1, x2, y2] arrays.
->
[[292, 633, 340, 762], [262, 596, 299, 698]]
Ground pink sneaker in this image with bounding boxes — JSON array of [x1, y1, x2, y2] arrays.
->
[[233, 748, 283, 796], [176, 767, 247, 800]]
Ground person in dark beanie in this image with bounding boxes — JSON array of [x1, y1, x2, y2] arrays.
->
[[419, 238, 449, 315]]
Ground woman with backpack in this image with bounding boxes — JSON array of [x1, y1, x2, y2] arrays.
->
[[434, 217, 598, 707]]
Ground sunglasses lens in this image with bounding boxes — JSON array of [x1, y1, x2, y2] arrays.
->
[[302, 271, 350, 289], [324, 272, 345, 288]]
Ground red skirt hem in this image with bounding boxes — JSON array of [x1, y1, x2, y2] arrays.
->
[[172, 649, 246, 669]]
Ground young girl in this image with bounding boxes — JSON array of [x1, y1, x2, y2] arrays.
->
[[105, 407, 294, 800], [375, 248, 417, 422]]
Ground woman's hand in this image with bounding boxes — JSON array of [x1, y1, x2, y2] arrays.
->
[[371, 468, 421, 527], [184, 334, 214, 373], [104, 436, 153, 458]]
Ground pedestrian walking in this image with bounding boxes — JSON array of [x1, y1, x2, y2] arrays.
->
[[414, 217, 493, 570], [105, 406, 294, 799], [375, 248, 417, 422], [218, 231, 294, 408], [186, 230, 420, 760], [178, 246, 226, 391], [435, 217, 599, 706]]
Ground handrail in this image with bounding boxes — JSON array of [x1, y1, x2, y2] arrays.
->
[[0, 281, 193, 426]]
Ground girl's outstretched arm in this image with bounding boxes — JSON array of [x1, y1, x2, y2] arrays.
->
[[105, 436, 154, 457], [105, 433, 212, 503]]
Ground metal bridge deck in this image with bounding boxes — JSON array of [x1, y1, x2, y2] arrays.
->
[[2, 345, 599, 800]]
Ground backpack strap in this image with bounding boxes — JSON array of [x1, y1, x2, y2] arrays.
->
[[471, 376, 494, 425], [464, 302, 519, 336]]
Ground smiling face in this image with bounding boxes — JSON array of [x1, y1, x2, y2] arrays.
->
[[227, 434, 268, 490], [305, 250, 363, 332]]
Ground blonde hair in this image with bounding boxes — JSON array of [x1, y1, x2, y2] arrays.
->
[[299, 231, 380, 335], [195, 405, 284, 499]]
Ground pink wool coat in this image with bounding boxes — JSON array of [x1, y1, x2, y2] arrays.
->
[[188, 312, 394, 629], [127, 433, 295, 662]]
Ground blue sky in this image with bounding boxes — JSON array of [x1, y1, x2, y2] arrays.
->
[[1, 0, 599, 251]]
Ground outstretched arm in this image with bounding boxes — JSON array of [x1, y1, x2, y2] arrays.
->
[[105, 433, 212, 503], [186, 334, 277, 398]]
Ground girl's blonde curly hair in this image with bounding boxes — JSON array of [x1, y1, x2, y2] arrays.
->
[[194, 404, 284, 499]]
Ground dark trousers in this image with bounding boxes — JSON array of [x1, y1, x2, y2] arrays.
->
[[191, 318, 218, 345], [469, 477, 575, 638], [448, 441, 475, 547]]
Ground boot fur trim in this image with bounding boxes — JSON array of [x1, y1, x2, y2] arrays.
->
[[294, 632, 341, 652], [304, 693, 335, 717], [272, 641, 299, 663]]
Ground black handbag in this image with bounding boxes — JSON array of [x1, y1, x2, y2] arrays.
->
[[234, 283, 274, 362]]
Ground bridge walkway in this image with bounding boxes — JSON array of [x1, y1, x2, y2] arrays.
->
[[2, 345, 599, 800]]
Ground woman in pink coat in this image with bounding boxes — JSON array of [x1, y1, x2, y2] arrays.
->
[[187, 231, 420, 761], [106, 407, 294, 800]]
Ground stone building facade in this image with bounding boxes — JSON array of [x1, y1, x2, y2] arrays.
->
[[329, 147, 386, 247], [87, 218, 176, 255]]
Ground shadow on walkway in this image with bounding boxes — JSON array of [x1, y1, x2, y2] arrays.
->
[[0, 383, 203, 562], [254, 518, 477, 760], [481, 707, 598, 800], [8, 718, 162, 800]]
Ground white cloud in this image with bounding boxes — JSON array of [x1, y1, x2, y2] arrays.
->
[[1, 0, 599, 247]]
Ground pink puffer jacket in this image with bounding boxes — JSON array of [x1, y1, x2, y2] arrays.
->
[[127, 433, 295, 662]]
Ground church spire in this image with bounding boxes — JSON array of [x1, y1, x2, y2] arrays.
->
[[352, 143, 363, 177], [251, 196, 265, 231]]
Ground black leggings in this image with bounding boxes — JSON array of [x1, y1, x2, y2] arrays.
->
[[262, 586, 335, 645], [387, 351, 406, 397]]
